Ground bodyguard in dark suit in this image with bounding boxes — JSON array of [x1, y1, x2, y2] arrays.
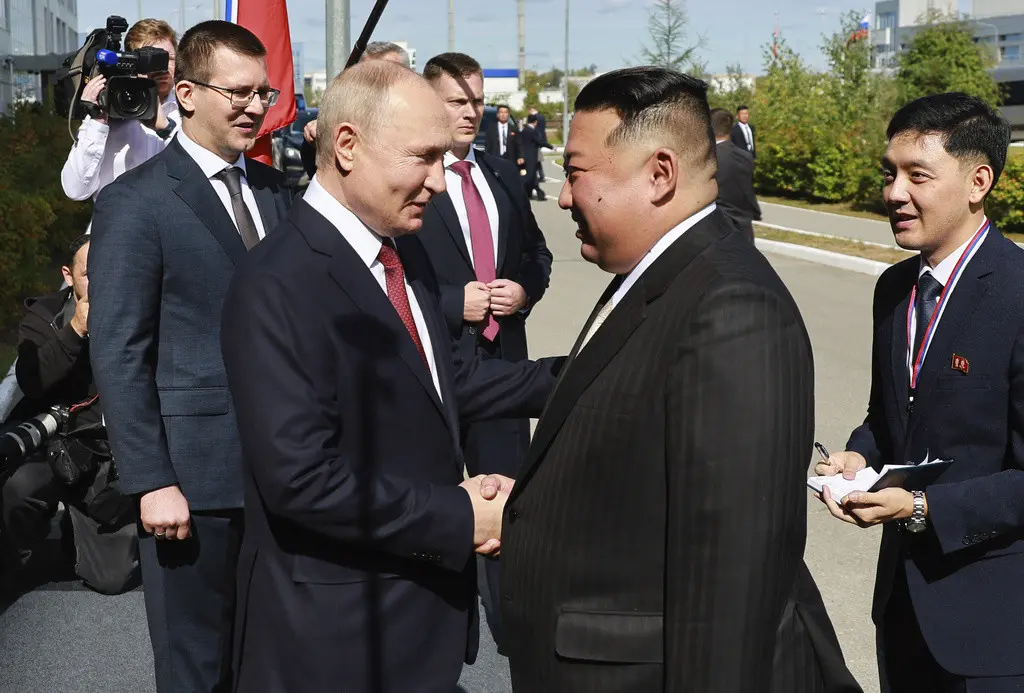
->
[[815, 94, 1024, 692], [730, 103, 756, 157], [222, 61, 560, 693], [519, 114, 553, 201], [528, 106, 549, 182], [484, 104, 523, 167], [501, 67, 859, 693], [418, 52, 553, 651], [88, 21, 291, 693], [711, 108, 761, 241]]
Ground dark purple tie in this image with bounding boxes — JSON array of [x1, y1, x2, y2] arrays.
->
[[450, 160, 499, 341]]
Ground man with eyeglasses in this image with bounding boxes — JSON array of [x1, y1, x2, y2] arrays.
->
[[87, 20, 291, 693]]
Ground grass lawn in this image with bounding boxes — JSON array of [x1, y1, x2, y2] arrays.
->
[[754, 224, 913, 264]]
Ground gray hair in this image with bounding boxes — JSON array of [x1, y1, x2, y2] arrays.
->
[[316, 60, 419, 170], [362, 41, 410, 68]]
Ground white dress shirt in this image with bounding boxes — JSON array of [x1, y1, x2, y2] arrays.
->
[[443, 149, 500, 269], [176, 127, 268, 241], [303, 177, 442, 399], [906, 222, 987, 374], [61, 95, 180, 202], [738, 121, 754, 152], [498, 122, 509, 156]]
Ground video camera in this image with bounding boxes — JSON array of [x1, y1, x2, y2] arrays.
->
[[54, 15, 169, 124]]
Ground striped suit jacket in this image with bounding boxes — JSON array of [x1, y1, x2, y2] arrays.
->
[[500, 211, 862, 693]]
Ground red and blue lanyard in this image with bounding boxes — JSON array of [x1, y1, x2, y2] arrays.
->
[[906, 218, 990, 402]]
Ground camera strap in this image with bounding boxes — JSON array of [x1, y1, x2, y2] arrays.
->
[[61, 29, 108, 142]]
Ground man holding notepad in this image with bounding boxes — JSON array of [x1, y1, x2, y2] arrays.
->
[[814, 93, 1024, 693]]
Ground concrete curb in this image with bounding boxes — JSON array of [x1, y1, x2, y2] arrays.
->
[[755, 238, 891, 276], [756, 221, 897, 249]]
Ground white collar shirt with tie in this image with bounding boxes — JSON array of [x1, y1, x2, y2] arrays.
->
[[443, 149, 501, 269], [176, 128, 267, 241], [499, 122, 509, 156], [303, 176, 442, 399], [739, 121, 753, 152]]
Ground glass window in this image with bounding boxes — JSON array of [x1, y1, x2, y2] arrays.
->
[[1004, 45, 1021, 61], [877, 12, 896, 30], [1001, 33, 1023, 42]]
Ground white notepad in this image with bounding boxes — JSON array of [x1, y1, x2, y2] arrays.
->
[[807, 455, 952, 501]]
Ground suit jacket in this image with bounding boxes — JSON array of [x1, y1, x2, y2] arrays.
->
[[533, 114, 548, 146], [715, 139, 761, 241], [484, 121, 521, 164], [501, 211, 861, 693], [731, 121, 756, 157], [846, 229, 1024, 677], [88, 137, 290, 510], [413, 150, 552, 362], [221, 198, 561, 693]]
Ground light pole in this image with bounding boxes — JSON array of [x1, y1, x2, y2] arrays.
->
[[326, 0, 351, 81], [449, 0, 455, 51], [518, 0, 525, 89], [138, 0, 144, 22], [562, 0, 569, 145]]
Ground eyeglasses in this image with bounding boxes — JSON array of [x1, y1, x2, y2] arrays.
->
[[190, 80, 280, 109]]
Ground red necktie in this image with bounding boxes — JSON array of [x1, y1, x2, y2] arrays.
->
[[449, 160, 499, 341], [377, 242, 429, 365]]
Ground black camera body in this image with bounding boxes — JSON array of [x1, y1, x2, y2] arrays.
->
[[54, 15, 170, 122], [0, 404, 69, 471]]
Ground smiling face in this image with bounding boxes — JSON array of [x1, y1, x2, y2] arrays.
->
[[881, 131, 993, 261], [176, 46, 270, 162]]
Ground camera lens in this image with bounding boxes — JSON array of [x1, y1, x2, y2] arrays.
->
[[113, 86, 151, 118]]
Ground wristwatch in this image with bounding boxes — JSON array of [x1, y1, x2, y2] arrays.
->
[[905, 491, 927, 533]]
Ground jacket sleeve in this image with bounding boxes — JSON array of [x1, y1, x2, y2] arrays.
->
[[87, 181, 178, 496], [927, 317, 1024, 555], [664, 281, 811, 692], [15, 305, 87, 400], [452, 341, 562, 423], [61, 117, 109, 201], [221, 268, 476, 572]]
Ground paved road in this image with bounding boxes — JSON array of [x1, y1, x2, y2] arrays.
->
[[761, 201, 895, 248], [0, 178, 883, 693]]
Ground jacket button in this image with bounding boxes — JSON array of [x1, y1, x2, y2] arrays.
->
[[962, 537, 971, 545], [508, 508, 519, 523], [468, 326, 477, 335]]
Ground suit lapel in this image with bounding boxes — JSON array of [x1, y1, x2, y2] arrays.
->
[[514, 213, 730, 491], [432, 192, 473, 269], [906, 232, 1000, 440], [888, 284, 912, 434], [478, 158, 512, 275], [166, 139, 247, 265]]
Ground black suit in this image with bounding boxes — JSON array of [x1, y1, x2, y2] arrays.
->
[[484, 120, 521, 165], [846, 229, 1024, 691], [518, 126, 551, 200], [501, 211, 860, 693], [731, 120, 756, 157], [89, 137, 291, 693], [416, 150, 552, 648], [221, 197, 560, 693], [715, 139, 761, 241], [533, 113, 548, 180]]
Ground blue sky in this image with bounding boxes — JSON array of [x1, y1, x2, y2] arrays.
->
[[79, 0, 973, 76]]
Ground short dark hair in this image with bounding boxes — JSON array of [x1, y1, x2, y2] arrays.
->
[[423, 52, 482, 82], [175, 20, 266, 84], [526, 113, 538, 124], [574, 66, 715, 166], [496, 104, 510, 112], [887, 92, 1012, 189], [68, 234, 90, 267], [737, 104, 749, 112], [710, 108, 733, 137]]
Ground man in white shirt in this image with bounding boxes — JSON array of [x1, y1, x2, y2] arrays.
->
[[485, 104, 524, 167], [87, 20, 291, 693], [729, 103, 756, 158], [61, 19, 180, 203]]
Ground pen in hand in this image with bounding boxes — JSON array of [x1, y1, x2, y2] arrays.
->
[[814, 442, 830, 465]]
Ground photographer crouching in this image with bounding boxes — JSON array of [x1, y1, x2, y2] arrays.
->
[[0, 235, 137, 594]]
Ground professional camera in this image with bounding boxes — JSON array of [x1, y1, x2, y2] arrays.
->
[[0, 405, 69, 470], [53, 15, 169, 123]]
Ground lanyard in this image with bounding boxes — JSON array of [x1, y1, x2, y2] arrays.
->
[[906, 218, 989, 393]]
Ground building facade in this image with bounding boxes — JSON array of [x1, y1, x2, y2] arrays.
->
[[0, 0, 78, 112]]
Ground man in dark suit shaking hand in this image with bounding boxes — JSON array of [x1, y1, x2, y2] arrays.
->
[[500, 67, 859, 693], [815, 94, 1024, 693], [88, 20, 292, 693]]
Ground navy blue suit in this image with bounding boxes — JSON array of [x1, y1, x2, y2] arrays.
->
[[220, 198, 560, 693], [89, 137, 291, 693], [847, 228, 1024, 690]]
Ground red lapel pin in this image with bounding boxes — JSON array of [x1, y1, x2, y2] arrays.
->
[[951, 354, 970, 375]]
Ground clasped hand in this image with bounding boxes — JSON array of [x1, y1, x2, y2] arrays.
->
[[812, 450, 915, 527], [460, 474, 514, 556], [463, 281, 528, 323]]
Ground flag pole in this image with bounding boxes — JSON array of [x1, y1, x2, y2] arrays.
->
[[347, 0, 391, 68]]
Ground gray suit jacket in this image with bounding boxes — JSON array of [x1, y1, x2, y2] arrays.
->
[[88, 137, 291, 510]]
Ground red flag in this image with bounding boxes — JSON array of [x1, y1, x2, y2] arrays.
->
[[230, 0, 297, 165]]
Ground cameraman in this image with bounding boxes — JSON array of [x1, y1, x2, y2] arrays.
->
[[61, 19, 179, 202], [0, 235, 137, 594]]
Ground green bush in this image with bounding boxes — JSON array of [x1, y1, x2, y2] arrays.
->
[[0, 103, 93, 338], [987, 158, 1024, 234]]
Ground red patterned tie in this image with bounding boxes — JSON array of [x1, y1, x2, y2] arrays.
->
[[377, 242, 428, 365], [449, 160, 499, 341]]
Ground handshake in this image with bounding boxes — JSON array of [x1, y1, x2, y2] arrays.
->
[[460, 473, 514, 556]]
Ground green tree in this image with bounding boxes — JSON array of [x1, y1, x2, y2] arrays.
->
[[640, 0, 706, 74], [896, 10, 1001, 106]]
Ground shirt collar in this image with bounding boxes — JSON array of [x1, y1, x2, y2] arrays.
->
[[444, 147, 478, 170], [303, 176, 384, 269], [918, 218, 987, 286], [611, 203, 718, 307], [161, 92, 178, 117], [176, 127, 248, 180]]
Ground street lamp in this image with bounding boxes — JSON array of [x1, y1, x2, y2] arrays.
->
[[562, 0, 569, 145]]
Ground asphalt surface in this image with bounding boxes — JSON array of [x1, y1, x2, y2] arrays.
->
[[761, 202, 896, 247], [0, 176, 884, 693]]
